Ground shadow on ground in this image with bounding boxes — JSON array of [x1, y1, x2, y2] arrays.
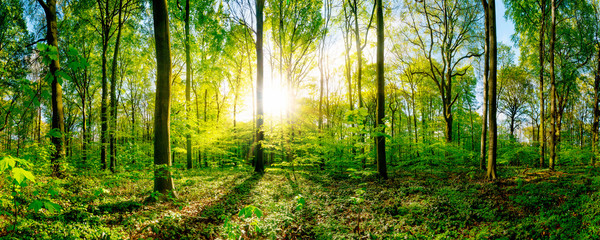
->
[[144, 172, 263, 239]]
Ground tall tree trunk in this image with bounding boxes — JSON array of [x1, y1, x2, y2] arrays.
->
[[480, 0, 490, 170], [152, 0, 175, 199], [37, 0, 64, 177], [319, 58, 324, 131], [376, 0, 387, 180], [468, 102, 475, 151], [592, 47, 600, 167], [443, 101, 453, 142], [486, 0, 498, 180], [343, 2, 354, 111], [539, 0, 546, 168], [549, 0, 557, 170], [99, 0, 110, 171], [185, 0, 192, 170], [81, 92, 87, 165], [510, 115, 516, 139], [254, 0, 265, 173], [109, 0, 124, 173], [353, 0, 364, 109], [101, 54, 108, 170], [204, 88, 208, 122], [352, 0, 369, 169]]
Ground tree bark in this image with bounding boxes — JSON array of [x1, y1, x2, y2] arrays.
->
[[539, 0, 547, 168], [376, 0, 387, 180], [592, 47, 600, 167], [480, 0, 490, 171], [486, 0, 498, 180], [109, 0, 124, 173], [152, 0, 175, 198], [549, 0, 557, 170], [254, 0, 265, 173], [37, 0, 65, 177], [343, 2, 354, 111], [185, 0, 192, 170], [98, 0, 112, 171]]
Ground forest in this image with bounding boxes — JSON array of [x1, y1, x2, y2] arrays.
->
[[1, 0, 600, 238]]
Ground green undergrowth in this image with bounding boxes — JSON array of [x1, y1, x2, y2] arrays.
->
[[1, 165, 600, 239]]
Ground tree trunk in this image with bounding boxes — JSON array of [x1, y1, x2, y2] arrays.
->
[[592, 47, 600, 167], [204, 88, 208, 122], [443, 103, 453, 142], [99, 0, 110, 171], [353, 0, 364, 109], [343, 3, 354, 111], [37, 0, 65, 177], [486, 0, 498, 180], [376, 0, 387, 180], [539, 0, 546, 168], [549, 0, 557, 170], [185, 0, 192, 170], [480, 0, 490, 170], [411, 88, 419, 157], [152, 0, 175, 199], [510, 115, 516, 139], [109, 0, 124, 173], [81, 92, 87, 165], [254, 0, 265, 173]]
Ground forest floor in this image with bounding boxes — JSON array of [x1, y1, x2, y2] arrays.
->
[[1, 164, 600, 239]]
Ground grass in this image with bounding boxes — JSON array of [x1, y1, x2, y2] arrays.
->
[[1, 165, 600, 239]]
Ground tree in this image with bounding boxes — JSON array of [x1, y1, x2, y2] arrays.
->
[[498, 64, 532, 139], [404, 0, 482, 142], [376, 0, 387, 180], [152, 0, 175, 198], [0, 0, 33, 138], [594, 1, 600, 167], [185, 0, 192, 170], [485, 0, 497, 180], [94, 0, 120, 170], [548, 0, 558, 170], [37, 0, 65, 177], [109, 0, 134, 172], [350, 0, 375, 109], [505, 0, 548, 168], [549, 0, 595, 168], [255, 0, 265, 173], [480, 0, 490, 170]]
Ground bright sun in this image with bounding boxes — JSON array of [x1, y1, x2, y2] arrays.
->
[[239, 76, 290, 123]]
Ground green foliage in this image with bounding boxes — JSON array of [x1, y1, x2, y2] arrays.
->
[[558, 145, 594, 166], [0, 155, 35, 185], [238, 204, 263, 219], [295, 194, 306, 211], [498, 141, 539, 167]]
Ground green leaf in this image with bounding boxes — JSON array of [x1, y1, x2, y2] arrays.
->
[[14, 157, 32, 167], [244, 207, 253, 218], [47, 45, 59, 61], [0, 156, 16, 171], [48, 188, 60, 197], [48, 128, 63, 138], [12, 167, 35, 184], [43, 201, 62, 213], [238, 207, 246, 218], [28, 200, 44, 212], [254, 208, 263, 218], [55, 71, 66, 85], [37, 42, 47, 51], [44, 73, 54, 84]]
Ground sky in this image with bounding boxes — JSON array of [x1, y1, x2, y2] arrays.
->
[[496, 0, 519, 60]]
